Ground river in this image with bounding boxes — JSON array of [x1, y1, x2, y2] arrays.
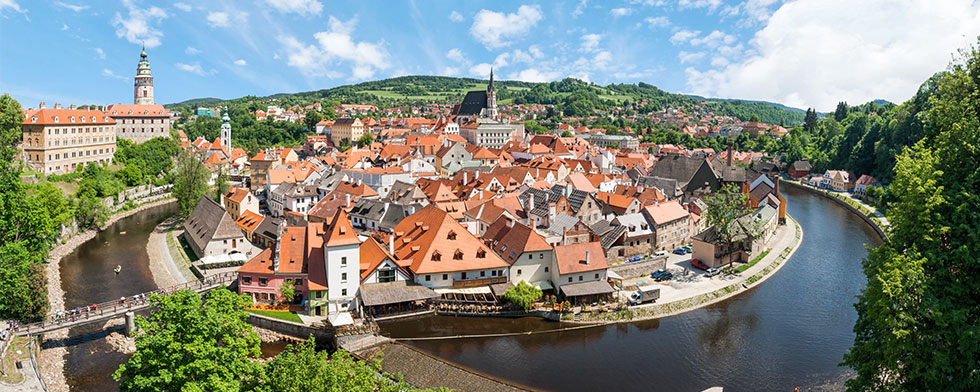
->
[[56, 186, 880, 391], [378, 185, 882, 391]]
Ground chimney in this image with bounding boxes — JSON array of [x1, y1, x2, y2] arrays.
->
[[529, 194, 535, 211], [549, 203, 556, 221], [585, 250, 591, 265], [345, 193, 351, 207], [463, 171, 467, 184], [54, 103, 63, 109], [69, 104, 76, 110], [39, 102, 46, 109], [389, 233, 395, 252], [562, 226, 567, 243]]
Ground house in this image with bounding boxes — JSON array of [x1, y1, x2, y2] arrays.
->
[[183, 196, 256, 260], [643, 200, 691, 251], [691, 204, 778, 269], [237, 223, 311, 306], [612, 213, 656, 259], [222, 186, 258, 221], [826, 170, 855, 192], [853, 174, 879, 194], [788, 160, 812, 178], [358, 237, 438, 318], [269, 183, 320, 217], [552, 242, 614, 304], [648, 154, 720, 198], [348, 198, 420, 232], [483, 217, 554, 289], [389, 205, 510, 289]]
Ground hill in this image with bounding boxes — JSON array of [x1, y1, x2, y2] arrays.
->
[[166, 75, 807, 126]]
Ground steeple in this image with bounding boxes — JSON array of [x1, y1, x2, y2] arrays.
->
[[485, 68, 498, 119], [134, 47, 154, 105], [220, 107, 231, 153], [489, 67, 494, 92]]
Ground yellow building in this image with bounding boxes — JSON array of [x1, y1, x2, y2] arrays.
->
[[329, 117, 364, 147], [21, 104, 117, 174]]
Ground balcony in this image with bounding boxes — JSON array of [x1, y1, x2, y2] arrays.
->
[[452, 276, 507, 289]]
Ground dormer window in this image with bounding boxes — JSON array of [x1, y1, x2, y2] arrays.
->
[[69, 116, 75, 123], [53, 116, 59, 122], [477, 249, 486, 258], [31, 116, 37, 123], [453, 250, 464, 260], [447, 231, 456, 240], [431, 252, 441, 261]]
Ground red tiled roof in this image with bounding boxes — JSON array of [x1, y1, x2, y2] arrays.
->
[[554, 242, 607, 274]]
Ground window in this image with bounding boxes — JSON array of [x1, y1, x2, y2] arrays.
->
[[579, 275, 583, 281], [477, 249, 486, 258], [447, 231, 457, 240], [516, 269, 522, 276], [545, 267, 549, 273], [595, 273, 599, 279], [294, 278, 302, 286], [259, 277, 267, 286], [568, 277, 573, 283], [341, 256, 347, 265], [442, 274, 448, 280], [425, 274, 431, 281], [242, 276, 252, 285], [480, 271, 486, 277], [454, 250, 463, 260], [341, 273, 347, 281], [341, 289, 347, 296], [431, 252, 441, 261]]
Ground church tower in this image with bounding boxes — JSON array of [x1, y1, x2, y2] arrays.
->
[[134, 46, 154, 105], [485, 68, 498, 119], [220, 108, 231, 153]]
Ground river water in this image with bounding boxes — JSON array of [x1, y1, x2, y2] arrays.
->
[[379, 186, 882, 391], [57, 186, 879, 391]]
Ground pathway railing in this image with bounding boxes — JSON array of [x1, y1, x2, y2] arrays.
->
[[10, 272, 238, 336]]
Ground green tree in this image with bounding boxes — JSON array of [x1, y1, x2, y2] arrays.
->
[[114, 289, 264, 392], [703, 183, 761, 268], [172, 151, 209, 218], [501, 281, 542, 312], [834, 101, 849, 122], [279, 279, 295, 304], [214, 168, 229, 202], [842, 41, 980, 391], [357, 133, 374, 148], [560, 130, 573, 138], [338, 138, 351, 152], [749, 114, 760, 122], [304, 111, 323, 131], [803, 108, 818, 133]]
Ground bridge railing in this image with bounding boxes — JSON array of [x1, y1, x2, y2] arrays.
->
[[11, 272, 238, 335]]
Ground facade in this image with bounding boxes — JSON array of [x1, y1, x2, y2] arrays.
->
[[460, 121, 524, 149], [108, 48, 171, 143], [222, 186, 258, 221], [21, 105, 117, 174], [788, 160, 812, 178], [552, 242, 614, 304], [330, 117, 364, 147], [588, 134, 640, 150], [484, 219, 555, 288], [643, 201, 691, 251], [613, 213, 656, 258], [183, 196, 255, 259], [854, 174, 879, 194]]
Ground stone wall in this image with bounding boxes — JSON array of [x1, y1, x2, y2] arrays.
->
[[245, 314, 335, 350], [609, 255, 667, 279]]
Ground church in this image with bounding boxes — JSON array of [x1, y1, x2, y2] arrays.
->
[[448, 69, 525, 149], [106, 47, 172, 143]]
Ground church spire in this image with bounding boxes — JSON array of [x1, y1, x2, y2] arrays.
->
[[489, 67, 495, 91]]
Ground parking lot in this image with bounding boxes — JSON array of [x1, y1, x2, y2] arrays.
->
[[616, 248, 742, 306]]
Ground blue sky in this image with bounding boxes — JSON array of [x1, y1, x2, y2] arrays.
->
[[1, 0, 979, 111]]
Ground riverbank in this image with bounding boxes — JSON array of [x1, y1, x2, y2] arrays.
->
[[780, 179, 888, 239], [146, 215, 196, 289], [37, 197, 176, 392], [566, 215, 802, 325]]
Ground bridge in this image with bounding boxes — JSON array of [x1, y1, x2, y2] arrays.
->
[[10, 272, 238, 337]]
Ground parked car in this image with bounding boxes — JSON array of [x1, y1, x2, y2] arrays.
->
[[654, 250, 668, 257], [705, 268, 721, 277], [682, 245, 693, 252], [673, 248, 687, 255], [652, 269, 673, 281], [691, 259, 708, 270]]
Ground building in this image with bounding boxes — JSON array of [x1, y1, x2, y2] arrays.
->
[[452, 69, 500, 122], [483, 218, 554, 289], [788, 160, 812, 179], [552, 242, 614, 304], [854, 174, 879, 194], [648, 155, 720, 198], [330, 117, 364, 147], [109, 48, 171, 143], [587, 134, 640, 150], [826, 170, 855, 192], [222, 186, 258, 221], [21, 104, 117, 174], [459, 121, 524, 149], [643, 200, 691, 251], [692, 204, 778, 269], [183, 196, 256, 259]]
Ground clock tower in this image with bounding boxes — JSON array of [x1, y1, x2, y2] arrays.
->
[[134, 46, 154, 105]]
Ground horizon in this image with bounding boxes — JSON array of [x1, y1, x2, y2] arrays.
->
[[1, 0, 979, 111]]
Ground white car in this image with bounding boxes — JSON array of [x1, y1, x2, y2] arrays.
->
[[654, 250, 668, 257], [705, 268, 721, 277]]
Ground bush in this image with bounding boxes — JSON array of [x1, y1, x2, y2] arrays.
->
[[502, 281, 542, 312]]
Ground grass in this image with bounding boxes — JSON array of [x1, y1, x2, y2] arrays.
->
[[166, 222, 192, 267], [735, 249, 771, 273], [248, 309, 303, 323], [1, 337, 32, 385]]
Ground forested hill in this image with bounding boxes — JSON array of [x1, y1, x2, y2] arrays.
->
[[166, 75, 806, 126]]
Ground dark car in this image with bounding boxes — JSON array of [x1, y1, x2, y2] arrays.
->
[[652, 269, 673, 282], [673, 248, 687, 255], [691, 258, 708, 270]]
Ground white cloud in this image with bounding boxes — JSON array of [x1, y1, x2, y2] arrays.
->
[[62, 23, 69, 30], [678, 51, 705, 63], [469, 63, 492, 77], [102, 68, 127, 80], [173, 2, 191, 12], [684, 0, 980, 111], [580, 33, 602, 52], [446, 48, 466, 63], [0, 0, 25, 14], [710, 57, 730, 67], [669, 30, 699, 44], [441, 66, 460, 76], [95, 48, 105, 59], [690, 30, 736, 47], [175, 62, 214, 76], [611, 7, 633, 17], [185, 46, 201, 55], [234, 59, 247, 66], [470, 5, 542, 49], [206, 11, 245, 28], [510, 45, 544, 64], [631, 0, 666, 6], [448, 10, 463, 22], [263, 0, 322, 15], [277, 16, 390, 79], [645, 16, 670, 28], [509, 68, 561, 82], [55, 2, 88, 12], [679, 0, 722, 10], [112, 0, 168, 48], [572, 0, 587, 17], [493, 53, 510, 68]]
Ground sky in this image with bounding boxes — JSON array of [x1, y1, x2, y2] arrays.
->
[[1, 0, 979, 111]]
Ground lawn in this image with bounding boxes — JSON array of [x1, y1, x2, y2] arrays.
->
[[1, 337, 33, 385], [734, 249, 771, 273], [248, 309, 303, 323]]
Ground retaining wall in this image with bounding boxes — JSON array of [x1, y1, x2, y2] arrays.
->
[[609, 256, 667, 279], [782, 180, 887, 239], [245, 314, 335, 350]]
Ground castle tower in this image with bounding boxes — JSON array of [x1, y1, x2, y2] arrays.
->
[[485, 68, 498, 119], [134, 46, 154, 105], [220, 108, 231, 153]]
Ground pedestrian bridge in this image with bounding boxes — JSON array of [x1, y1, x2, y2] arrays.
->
[[10, 272, 238, 337]]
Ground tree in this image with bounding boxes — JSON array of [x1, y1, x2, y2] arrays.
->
[[842, 40, 980, 391], [561, 130, 573, 138], [804, 108, 818, 133], [279, 279, 295, 304], [749, 114, 760, 122], [703, 183, 760, 269], [172, 151, 209, 218], [338, 138, 351, 152], [304, 111, 322, 131], [214, 168, 229, 202], [356, 133, 374, 148], [114, 289, 264, 392], [501, 281, 542, 312], [834, 101, 849, 122]]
